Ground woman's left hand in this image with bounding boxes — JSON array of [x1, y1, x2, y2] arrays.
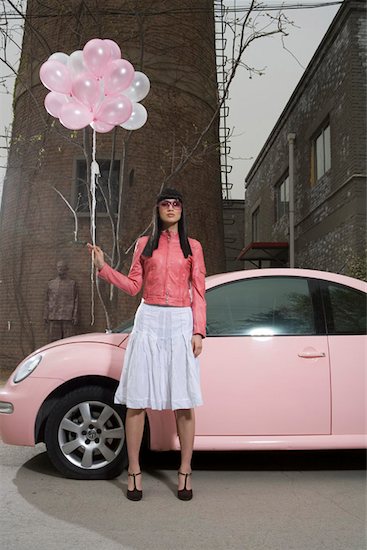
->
[[191, 334, 203, 358]]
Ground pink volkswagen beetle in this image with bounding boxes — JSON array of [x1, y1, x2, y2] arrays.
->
[[0, 268, 366, 479]]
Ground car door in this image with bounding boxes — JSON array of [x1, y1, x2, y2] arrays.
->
[[321, 280, 367, 436], [195, 275, 331, 436]]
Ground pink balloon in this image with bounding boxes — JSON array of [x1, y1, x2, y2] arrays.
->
[[104, 59, 135, 96], [95, 94, 132, 126], [44, 91, 69, 117], [104, 39, 121, 60], [71, 71, 100, 108], [90, 120, 114, 133], [40, 60, 72, 94], [59, 101, 93, 130], [83, 38, 111, 78]]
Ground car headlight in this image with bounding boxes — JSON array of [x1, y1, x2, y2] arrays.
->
[[13, 354, 43, 383]]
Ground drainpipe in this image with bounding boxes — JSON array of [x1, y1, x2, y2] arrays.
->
[[288, 133, 296, 268]]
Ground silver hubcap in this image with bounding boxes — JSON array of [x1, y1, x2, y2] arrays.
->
[[58, 400, 125, 470]]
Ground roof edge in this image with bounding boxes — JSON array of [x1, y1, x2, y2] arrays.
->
[[245, 0, 363, 187]]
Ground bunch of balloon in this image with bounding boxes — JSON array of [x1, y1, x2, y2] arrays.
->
[[40, 38, 150, 323], [40, 38, 150, 132]]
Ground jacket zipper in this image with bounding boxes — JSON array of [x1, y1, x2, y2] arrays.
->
[[165, 231, 170, 304]]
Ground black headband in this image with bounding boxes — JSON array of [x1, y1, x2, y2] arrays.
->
[[156, 187, 183, 204]]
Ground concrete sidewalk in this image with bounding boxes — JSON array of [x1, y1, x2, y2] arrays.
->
[[0, 442, 366, 550]]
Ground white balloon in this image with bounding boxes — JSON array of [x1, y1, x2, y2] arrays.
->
[[49, 52, 69, 65], [68, 50, 87, 76], [124, 71, 150, 103], [120, 102, 147, 131]]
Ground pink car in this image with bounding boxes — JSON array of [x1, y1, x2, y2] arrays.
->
[[0, 268, 366, 479]]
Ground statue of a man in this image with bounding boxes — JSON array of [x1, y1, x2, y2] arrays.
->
[[44, 260, 79, 342]]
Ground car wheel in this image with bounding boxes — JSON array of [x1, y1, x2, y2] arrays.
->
[[44, 385, 127, 479]]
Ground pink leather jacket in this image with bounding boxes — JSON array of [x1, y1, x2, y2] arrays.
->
[[97, 229, 207, 337]]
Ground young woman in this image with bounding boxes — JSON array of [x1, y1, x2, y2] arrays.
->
[[87, 187, 206, 501]]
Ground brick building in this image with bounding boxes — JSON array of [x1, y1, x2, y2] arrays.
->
[[241, 0, 366, 274], [0, 0, 225, 372]]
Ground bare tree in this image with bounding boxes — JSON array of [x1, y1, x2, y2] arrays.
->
[[0, 0, 292, 333]]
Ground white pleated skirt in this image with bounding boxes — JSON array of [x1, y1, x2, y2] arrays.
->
[[114, 299, 203, 410]]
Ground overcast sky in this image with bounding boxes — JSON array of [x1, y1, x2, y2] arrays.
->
[[0, 1, 341, 203], [224, 0, 340, 199]]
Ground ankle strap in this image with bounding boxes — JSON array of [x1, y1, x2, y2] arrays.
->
[[128, 471, 141, 491], [178, 471, 192, 491]]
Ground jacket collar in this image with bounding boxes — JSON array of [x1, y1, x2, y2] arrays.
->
[[161, 229, 179, 238]]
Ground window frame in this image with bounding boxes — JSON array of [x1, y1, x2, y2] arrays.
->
[[311, 121, 331, 184], [205, 276, 326, 337], [73, 158, 122, 218], [251, 206, 260, 241], [320, 280, 367, 336], [274, 173, 289, 222]]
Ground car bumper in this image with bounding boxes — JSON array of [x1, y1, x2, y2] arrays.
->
[[0, 375, 63, 446]]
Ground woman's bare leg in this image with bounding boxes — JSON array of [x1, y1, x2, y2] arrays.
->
[[175, 408, 195, 490], [125, 408, 145, 491]]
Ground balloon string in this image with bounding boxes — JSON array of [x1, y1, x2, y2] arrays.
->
[[90, 128, 99, 325]]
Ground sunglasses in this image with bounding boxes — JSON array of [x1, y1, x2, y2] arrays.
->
[[157, 199, 182, 210]]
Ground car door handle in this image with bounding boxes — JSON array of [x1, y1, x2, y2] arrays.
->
[[298, 349, 326, 358]]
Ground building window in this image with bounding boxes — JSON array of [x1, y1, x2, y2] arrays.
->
[[252, 206, 260, 241], [312, 123, 331, 183], [75, 159, 120, 214], [275, 175, 289, 221]]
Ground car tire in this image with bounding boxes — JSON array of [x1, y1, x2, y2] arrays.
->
[[44, 385, 128, 479]]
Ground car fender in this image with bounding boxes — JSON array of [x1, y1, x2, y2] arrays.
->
[[31, 341, 124, 383], [0, 342, 124, 447]]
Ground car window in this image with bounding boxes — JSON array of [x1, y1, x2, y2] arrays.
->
[[324, 282, 367, 335], [206, 276, 316, 336]]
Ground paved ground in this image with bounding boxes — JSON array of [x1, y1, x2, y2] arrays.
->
[[0, 440, 366, 550]]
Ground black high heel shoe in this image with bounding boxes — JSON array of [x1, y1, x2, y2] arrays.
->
[[177, 471, 193, 501], [127, 471, 143, 501]]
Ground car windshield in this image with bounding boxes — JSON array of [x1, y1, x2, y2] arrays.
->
[[111, 316, 135, 334]]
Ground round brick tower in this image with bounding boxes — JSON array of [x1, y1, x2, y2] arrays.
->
[[0, 0, 225, 371]]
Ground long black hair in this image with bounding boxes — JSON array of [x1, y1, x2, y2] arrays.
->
[[141, 187, 193, 258]]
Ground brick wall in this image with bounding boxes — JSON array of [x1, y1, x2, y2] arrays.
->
[[244, 0, 366, 274], [0, 0, 225, 372]]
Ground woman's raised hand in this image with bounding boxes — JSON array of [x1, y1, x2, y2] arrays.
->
[[87, 243, 105, 270]]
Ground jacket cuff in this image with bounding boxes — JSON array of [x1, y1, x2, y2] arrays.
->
[[97, 263, 108, 278]]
